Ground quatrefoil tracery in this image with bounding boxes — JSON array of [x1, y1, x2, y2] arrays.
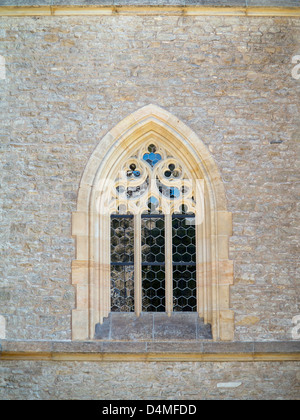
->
[[110, 143, 196, 215]]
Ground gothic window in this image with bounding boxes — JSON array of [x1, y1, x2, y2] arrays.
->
[[72, 105, 234, 341]]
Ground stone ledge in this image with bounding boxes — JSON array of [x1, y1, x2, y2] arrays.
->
[[1, 1, 300, 7], [0, 4, 300, 17], [0, 340, 299, 362]]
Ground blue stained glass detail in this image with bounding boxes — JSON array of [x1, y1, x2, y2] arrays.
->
[[170, 187, 180, 199], [143, 152, 162, 167], [148, 196, 159, 213], [158, 184, 181, 199]]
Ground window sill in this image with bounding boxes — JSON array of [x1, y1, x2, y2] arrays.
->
[[95, 313, 212, 341]]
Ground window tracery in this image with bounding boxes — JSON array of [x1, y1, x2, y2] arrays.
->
[[108, 142, 199, 317], [109, 143, 196, 217]]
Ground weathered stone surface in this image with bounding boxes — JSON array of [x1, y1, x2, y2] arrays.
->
[[0, 317, 5, 340], [1, 339, 299, 354], [94, 313, 212, 340], [0, 339, 298, 399], [202, 341, 254, 354], [253, 341, 300, 354], [0, 359, 299, 400], [96, 313, 154, 341], [1, 0, 299, 7], [0, 0, 298, 400], [248, 0, 300, 6], [0, 14, 299, 343]]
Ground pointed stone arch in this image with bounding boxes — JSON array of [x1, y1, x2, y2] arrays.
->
[[72, 104, 234, 341]]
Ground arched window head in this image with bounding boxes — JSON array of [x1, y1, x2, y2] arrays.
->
[[72, 105, 234, 342]]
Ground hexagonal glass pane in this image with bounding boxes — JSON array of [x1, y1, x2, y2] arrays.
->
[[172, 216, 196, 264], [111, 265, 135, 312], [142, 216, 165, 264], [111, 216, 134, 264], [173, 265, 196, 312], [111, 215, 135, 312], [142, 265, 165, 312]]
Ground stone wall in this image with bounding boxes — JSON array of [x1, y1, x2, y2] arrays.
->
[[1, 1, 300, 7], [0, 6, 299, 400], [0, 360, 299, 399], [0, 14, 299, 342]]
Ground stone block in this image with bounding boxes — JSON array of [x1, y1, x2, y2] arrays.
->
[[0, 0, 51, 4], [185, 0, 246, 4], [153, 312, 197, 340], [147, 341, 204, 353], [94, 313, 212, 341], [75, 235, 89, 260], [76, 285, 89, 309], [217, 212, 233, 236], [217, 235, 230, 260], [202, 341, 253, 354], [197, 320, 213, 339], [0, 340, 52, 353], [94, 315, 111, 340], [219, 260, 234, 285], [254, 341, 300, 354], [219, 310, 235, 341], [51, 340, 102, 353], [248, 0, 299, 6], [72, 310, 89, 340], [71, 260, 89, 285], [110, 313, 153, 340], [102, 341, 147, 353], [72, 212, 88, 237]]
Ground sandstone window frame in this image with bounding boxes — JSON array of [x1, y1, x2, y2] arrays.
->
[[72, 104, 234, 341]]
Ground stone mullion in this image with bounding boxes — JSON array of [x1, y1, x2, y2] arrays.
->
[[165, 213, 173, 316], [196, 214, 205, 320], [196, 179, 208, 323], [134, 214, 142, 317]]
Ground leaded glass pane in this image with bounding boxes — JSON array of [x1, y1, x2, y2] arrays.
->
[[172, 215, 196, 264], [172, 215, 197, 312], [111, 215, 134, 312], [142, 144, 162, 167], [142, 216, 165, 264], [142, 265, 165, 312], [173, 265, 197, 312], [141, 215, 165, 312], [111, 216, 134, 264], [111, 265, 135, 312]]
